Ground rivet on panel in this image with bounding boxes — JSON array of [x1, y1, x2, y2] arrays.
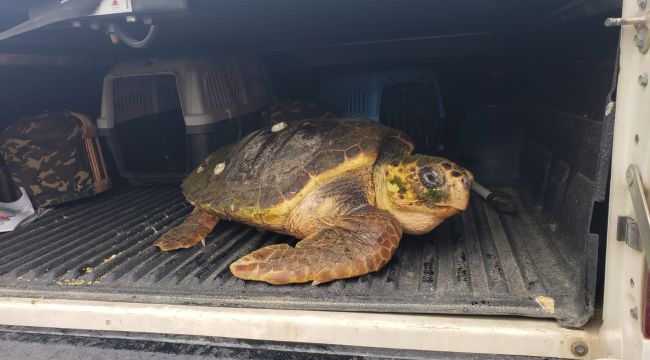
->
[[627, 167, 635, 186], [639, 73, 648, 87], [571, 341, 588, 357]]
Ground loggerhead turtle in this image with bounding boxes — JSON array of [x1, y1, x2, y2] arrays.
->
[[154, 118, 473, 285]]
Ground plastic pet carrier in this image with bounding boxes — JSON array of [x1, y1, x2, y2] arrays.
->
[[319, 69, 445, 153], [97, 57, 274, 185]]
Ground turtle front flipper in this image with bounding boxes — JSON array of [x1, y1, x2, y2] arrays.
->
[[154, 208, 219, 251], [229, 208, 402, 285]]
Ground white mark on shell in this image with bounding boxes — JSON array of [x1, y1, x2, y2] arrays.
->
[[197, 165, 205, 174], [213, 162, 225, 176], [271, 121, 288, 133]]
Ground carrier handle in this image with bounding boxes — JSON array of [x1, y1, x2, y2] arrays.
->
[[69, 111, 112, 193]]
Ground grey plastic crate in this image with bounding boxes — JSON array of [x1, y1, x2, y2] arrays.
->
[[96, 57, 274, 185]]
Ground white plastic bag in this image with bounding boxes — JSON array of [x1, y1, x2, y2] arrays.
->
[[0, 187, 36, 232]]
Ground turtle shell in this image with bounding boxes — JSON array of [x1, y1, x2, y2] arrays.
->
[[182, 118, 413, 230]]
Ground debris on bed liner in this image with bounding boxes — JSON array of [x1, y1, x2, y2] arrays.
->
[[101, 253, 121, 265]]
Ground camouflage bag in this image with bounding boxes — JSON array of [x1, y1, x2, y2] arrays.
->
[[0, 111, 111, 207]]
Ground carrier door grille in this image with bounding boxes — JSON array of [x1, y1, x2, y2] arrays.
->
[[379, 81, 440, 153]]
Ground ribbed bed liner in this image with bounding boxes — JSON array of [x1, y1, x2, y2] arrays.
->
[[0, 185, 586, 327]]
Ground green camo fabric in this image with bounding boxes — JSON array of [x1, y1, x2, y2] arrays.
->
[[0, 111, 97, 207]]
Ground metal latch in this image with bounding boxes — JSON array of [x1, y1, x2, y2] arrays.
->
[[618, 216, 641, 251], [605, 14, 650, 53], [626, 164, 650, 264]]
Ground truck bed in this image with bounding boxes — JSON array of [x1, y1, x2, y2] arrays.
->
[[0, 185, 588, 327]]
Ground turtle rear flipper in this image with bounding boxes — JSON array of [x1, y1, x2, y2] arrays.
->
[[229, 209, 402, 285], [154, 208, 219, 251]]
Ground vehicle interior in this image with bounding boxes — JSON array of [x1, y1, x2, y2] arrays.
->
[[0, 0, 620, 332]]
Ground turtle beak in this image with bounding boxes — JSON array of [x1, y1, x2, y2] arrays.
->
[[450, 194, 470, 211], [448, 172, 473, 211]]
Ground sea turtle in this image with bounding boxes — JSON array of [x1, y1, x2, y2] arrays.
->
[[154, 118, 473, 285]]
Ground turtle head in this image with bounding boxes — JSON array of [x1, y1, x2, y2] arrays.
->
[[376, 155, 473, 235]]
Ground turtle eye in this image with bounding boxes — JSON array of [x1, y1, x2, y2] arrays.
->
[[419, 167, 445, 189]]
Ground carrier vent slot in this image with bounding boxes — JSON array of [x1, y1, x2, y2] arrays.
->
[[204, 66, 234, 109]]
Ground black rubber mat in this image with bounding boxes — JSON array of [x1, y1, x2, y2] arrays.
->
[[0, 185, 587, 327]]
